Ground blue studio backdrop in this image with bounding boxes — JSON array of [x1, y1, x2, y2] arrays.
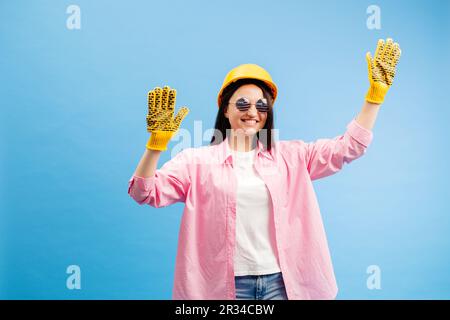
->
[[1, 0, 449, 299]]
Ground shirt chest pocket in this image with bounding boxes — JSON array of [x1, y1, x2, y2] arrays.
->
[[197, 164, 234, 207]]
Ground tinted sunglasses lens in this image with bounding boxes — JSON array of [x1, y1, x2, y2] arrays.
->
[[236, 100, 250, 111], [256, 100, 269, 112]]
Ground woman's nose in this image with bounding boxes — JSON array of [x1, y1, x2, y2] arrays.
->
[[246, 104, 258, 116]]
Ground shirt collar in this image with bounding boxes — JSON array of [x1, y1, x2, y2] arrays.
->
[[215, 136, 274, 165]]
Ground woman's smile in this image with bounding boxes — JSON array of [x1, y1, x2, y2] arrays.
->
[[241, 118, 259, 125]]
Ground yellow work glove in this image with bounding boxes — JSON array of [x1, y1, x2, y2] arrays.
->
[[146, 85, 189, 151], [365, 38, 401, 104]]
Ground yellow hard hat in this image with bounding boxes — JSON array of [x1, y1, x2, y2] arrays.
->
[[217, 63, 278, 108]]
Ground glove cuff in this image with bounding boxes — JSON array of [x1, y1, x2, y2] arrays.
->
[[365, 83, 388, 104], [146, 131, 175, 151]]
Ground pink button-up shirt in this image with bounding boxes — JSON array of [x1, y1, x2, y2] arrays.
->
[[128, 118, 373, 300]]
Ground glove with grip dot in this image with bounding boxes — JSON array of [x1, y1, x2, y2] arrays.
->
[[365, 38, 401, 104], [146, 85, 190, 151]]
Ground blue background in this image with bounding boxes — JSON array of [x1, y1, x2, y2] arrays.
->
[[1, 0, 449, 299]]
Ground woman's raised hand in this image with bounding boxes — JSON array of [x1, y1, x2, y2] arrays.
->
[[365, 38, 402, 104], [146, 85, 190, 151]]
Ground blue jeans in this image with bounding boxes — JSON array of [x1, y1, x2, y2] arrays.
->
[[235, 272, 288, 300]]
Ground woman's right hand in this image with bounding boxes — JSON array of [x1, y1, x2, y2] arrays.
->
[[146, 85, 190, 151]]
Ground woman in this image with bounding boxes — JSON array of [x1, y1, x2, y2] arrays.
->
[[128, 38, 401, 300]]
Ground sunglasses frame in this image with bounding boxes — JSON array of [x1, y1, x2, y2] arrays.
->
[[228, 97, 270, 113]]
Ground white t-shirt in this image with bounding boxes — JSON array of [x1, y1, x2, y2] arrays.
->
[[232, 147, 281, 276]]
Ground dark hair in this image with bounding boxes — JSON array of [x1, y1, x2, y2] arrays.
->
[[210, 78, 275, 151]]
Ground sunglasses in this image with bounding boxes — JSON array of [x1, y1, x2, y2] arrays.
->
[[229, 97, 270, 112]]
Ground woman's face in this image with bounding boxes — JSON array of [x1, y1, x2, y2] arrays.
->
[[224, 84, 268, 137]]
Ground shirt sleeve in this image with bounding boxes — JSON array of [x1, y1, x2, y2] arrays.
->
[[127, 148, 191, 208], [303, 118, 373, 181]]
